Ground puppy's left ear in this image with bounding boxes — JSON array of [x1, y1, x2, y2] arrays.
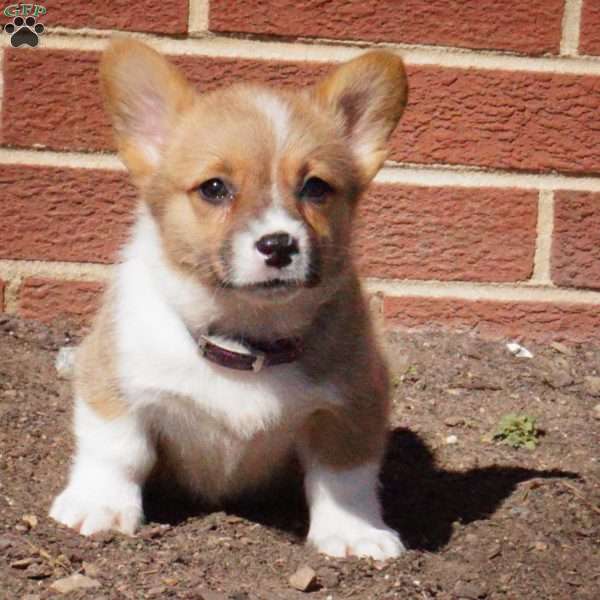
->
[[314, 51, 408, 184]]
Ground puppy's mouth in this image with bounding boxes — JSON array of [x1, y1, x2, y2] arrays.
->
[[247, 278, 298, 289], [216, 276, 321, 300], [235, 278, 303, 295]]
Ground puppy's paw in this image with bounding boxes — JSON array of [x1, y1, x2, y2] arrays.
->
[[50, 480, 142, 536], [308, 523, 405, 560]]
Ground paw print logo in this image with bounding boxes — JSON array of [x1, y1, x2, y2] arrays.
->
[[2, 16, 44, 47]]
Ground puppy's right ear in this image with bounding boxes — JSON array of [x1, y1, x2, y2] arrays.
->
[[100, 39, 194, 186]]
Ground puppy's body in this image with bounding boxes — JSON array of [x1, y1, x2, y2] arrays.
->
[[77, 209, 382, 498], [51, 41, 408, 560]]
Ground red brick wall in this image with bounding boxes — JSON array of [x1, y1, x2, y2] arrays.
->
[[1, 1, 600, 342]]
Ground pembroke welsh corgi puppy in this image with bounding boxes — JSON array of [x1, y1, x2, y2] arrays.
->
[[50, 40, 408, 560]]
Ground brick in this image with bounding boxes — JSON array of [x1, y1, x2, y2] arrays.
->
[[42, 0, 188, 34], [354, 185, 537, 282], [18, 278, 104, 327], [0, 165, 136, 263], [552, 191, 600, 290], [0, 50, 329, 154], [398, 67, 600, 175], [1, 50, 111, 153], [210, 0, 563, 56], [5, 49, 600, 176], [383, 296, 600, 343], [580, 1, 600, 55]]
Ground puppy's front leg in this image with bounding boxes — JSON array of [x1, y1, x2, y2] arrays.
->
[[300, 412, 405, 560], [50, 399, 155, 536]]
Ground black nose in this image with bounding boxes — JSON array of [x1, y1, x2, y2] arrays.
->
[[255, 232, 299, 268]]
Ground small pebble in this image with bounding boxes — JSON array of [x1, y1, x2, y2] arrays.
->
[[10, 557, 35, 569], [55, 346, 77, 379], [50, 574, 101, 594], [444, 416, 465, 427], [225, 515, 244, 524], [25, 563, 52, 580], [551, 341, 574, 356], [454, 580, 487, 599], [0, 537, 13, 551], [542, 367, 573, 389], [584, 377, 600, 397], [289, 565, 317, 592], [318, 566, 340, 589], [147, 586, 166, 597], [139, 525, 168, 540], [506, 342, 533, 358], [445, 435, 458, 445], [21, 514, 38, 529], [487, 544, 502, 559]]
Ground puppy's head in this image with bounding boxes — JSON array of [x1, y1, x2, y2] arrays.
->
[[101, 41, 407, 305]]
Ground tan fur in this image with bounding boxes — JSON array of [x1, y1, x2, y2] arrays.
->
[[75, 288, 126, 420], [298, 274, 391, 468], [81, 41, 407, 480]]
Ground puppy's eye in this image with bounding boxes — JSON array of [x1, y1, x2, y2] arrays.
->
[[196, 178, 231, 205], [298, 177, 333, 204]]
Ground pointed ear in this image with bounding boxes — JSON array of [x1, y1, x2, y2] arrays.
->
[[100, 39, 195, 186], [314, 51, 408, 184]]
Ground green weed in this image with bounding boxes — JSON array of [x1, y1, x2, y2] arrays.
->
[[493, 413, 540, 450]]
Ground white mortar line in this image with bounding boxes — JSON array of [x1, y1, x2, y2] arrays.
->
[[188, 0, 209, 35], [6, 31, 600, 76], [2, 258, 598, 306], [531, 191, 555, 284], [561, 0, 583, 56], [365, 279, 600, 305], [0, 260, 112, 282], [0, 148, 124, 170], [376, 165, 600, 192], [3, 148, 600, 192]]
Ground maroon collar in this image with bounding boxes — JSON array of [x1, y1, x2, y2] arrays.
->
[[197, 335, 303, 372]]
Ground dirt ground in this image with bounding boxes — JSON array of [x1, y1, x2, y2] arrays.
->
[[1, 314, 599, 600]]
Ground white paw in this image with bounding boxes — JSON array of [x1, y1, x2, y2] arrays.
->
[[308, 524, 405, 560], [50, 480, 142, 536]]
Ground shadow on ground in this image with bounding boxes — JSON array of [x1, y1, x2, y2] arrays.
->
[[142, 427, 578, 551]]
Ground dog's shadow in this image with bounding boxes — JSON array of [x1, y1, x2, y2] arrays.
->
[[379, 428, 577, 550], [142, 427, 577, 551]]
